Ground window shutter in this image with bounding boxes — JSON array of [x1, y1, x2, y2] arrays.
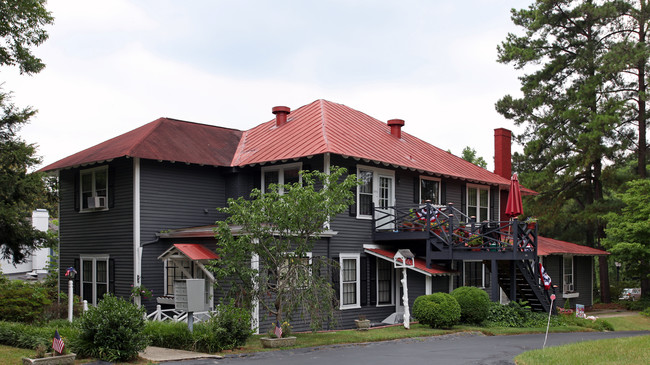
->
[[441, 181, 447, 205], [360, 256, 368, 306], [369, 257, 377, 305], [109, 258, 115, 294], [490, 186, 496, 218], [73, 258, 80, 296], [331, 256, 340, 302], [108, 165, 116, 209], [413, 177, 419, 204], [73, 171, 80, 212], [348, 187, 357, 216], [460, 184, 467, 213]]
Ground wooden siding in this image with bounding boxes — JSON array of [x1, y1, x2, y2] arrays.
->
[[58, 158, 134, 299], [139, 160, 227, 310]]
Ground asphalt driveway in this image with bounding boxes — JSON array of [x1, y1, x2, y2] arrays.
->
[[162, 330, 649, 365]]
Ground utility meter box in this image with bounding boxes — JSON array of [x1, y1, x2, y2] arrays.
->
[[174, 278, 205, 312]]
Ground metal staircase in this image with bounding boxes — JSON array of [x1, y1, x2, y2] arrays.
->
[[497, 260, 552, 313]]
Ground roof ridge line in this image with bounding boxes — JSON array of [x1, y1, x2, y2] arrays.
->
[[231, 129, 249, 166], [125, 118, 166, 157], [319, 99, 330, 151]]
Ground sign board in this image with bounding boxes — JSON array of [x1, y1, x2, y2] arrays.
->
[[174, 279, 205, 312]]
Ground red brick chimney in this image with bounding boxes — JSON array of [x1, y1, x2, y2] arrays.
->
[[387, 119, 405, 139], [272, 106, 290, 127], [494, 128, 512, 179]]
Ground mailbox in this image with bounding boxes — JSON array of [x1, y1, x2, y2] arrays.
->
[[174, 279, 205, 312]]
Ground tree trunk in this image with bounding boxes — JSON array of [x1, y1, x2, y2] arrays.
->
[[638, 2, 648, 178]]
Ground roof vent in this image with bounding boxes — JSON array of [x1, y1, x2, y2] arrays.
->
[[272, 106, 291, 127], [387, 119, 405, 139]]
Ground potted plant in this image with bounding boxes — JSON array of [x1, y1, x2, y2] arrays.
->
[[260, 321, 296, 348], [354, 315, 371, 331], [525, 217, 537, 230], [466, 234, 483, 251], [23, 344, 76, 365]]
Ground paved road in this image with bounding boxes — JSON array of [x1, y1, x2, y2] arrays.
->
[[164, 330, 649, 365]]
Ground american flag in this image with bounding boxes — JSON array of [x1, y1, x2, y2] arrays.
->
[[274, 321, 283, 338], [539, 263, 552, 290], [52, 330, 65, 354]]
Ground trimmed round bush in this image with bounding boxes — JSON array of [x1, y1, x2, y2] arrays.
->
[[451, 286, 491, 324], [412, 293, 460, 329], [193, 300, 253, 353], [72, 294, 149, 362]]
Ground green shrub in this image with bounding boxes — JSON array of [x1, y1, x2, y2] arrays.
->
[[622, 296, 650, 311], [144, 320, 194, 350], [0, 321, 79, 350], [193, 300, 253, 353], [485, 301, 563, 328], [72, 294, 149, 362], [450, 286, 491, 324], [640, 306, 650, 318], [0, 281, 52, 323], [412, 293, 460, 329]]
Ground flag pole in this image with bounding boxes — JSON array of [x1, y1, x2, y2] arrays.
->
[[543, 294, 556, 349]]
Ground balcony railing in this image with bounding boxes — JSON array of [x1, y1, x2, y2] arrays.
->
[[372, 202, 537, 256]]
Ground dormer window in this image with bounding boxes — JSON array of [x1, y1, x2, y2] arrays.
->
[[80, 166, 108, 211]]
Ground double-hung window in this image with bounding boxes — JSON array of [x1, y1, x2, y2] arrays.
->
[[563, 256, 574, 293], [261, 163, 302, 194], [420, 177, 441, 204], [340, 253, 360, 309], [463, 261, 490, 288], [467, 185, 489, 221], [376, 258, 393, 306], [80, 166, 108, 211], [80, 255, 110, 306]]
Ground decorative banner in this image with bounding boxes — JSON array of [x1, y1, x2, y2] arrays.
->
[[539, 263, 551, 290], [576, 304, 585, 318]]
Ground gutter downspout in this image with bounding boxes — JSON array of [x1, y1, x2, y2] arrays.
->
[[134, 157, 142, 306]]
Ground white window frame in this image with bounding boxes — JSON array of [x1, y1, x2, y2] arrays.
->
[[563, 255, 574, 293], [466, 184, 490, 221], [356, 165, 395, 219], [419, 176, 441, 204], [339, 253, 361, 310], [80, 255, 110, 306], [463, 260, 488, 289], [261, 162, 302, 194], [376, 257, 394, 307], [80, 166, 109, 212]]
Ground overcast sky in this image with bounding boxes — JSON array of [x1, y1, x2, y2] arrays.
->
[[5, 0, 528, 170]]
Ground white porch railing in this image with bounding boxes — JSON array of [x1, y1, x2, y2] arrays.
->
[[146, 305, 214, 323]]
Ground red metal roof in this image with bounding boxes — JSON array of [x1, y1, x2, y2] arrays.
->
[[234, 100, 514, 188], [41, 100, 525, 190], [537, 236, 609, 256], [364, 248, 456, 276], [173, 244, 219, 260], [40, 118, 243, 171]]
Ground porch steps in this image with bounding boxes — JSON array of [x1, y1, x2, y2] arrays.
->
[[496, 261, 551, 313]]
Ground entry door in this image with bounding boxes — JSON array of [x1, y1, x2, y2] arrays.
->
[[375, 175, 395, 230]]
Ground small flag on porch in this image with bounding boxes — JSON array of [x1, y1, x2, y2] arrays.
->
[[539, 263, 551, 290], [52, 330, 65, 354], [274, 321, 283, 338]]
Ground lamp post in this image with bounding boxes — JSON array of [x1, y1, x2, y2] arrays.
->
[[615, 262, 621, 283], [65, 267, 77, 322]]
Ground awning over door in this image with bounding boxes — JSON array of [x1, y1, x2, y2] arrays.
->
[[364, 248, 456, 277], [157, 243, 218, 281]]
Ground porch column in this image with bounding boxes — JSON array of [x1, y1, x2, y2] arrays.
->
[[509, 261, 517, 301], [491, 260, 499, 302]]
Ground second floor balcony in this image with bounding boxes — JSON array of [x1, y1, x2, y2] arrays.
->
[[372, 202, 537, 261]]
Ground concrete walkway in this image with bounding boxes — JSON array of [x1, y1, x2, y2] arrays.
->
[[138, 346, 222, 362]]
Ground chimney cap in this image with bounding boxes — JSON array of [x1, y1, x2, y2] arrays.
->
[[387, 119, 405, 127], [272, 106, 290, 115]]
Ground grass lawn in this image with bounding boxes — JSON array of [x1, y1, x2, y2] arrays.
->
[[0, 344, 34, 364], [515, 335, 650, 365], [601, 313, 650, 331]]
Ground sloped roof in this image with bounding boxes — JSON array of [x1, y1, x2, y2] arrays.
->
[[234, 99, 513, 187], [40, 118, 243, 171], [364, 248, 456, 276], [173, 244, 219, 260], [538, 236, 609, 256], [40, 100, 520, 189]]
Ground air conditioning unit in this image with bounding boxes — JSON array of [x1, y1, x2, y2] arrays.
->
[[87, 196, 107, 209], [564, 283, 574, 293]]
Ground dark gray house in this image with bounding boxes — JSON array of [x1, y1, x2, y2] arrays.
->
[[41, 99, 607, 330]]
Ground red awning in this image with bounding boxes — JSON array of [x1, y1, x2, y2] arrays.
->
[[364, 248, 456, 276], [173, 244, 219, 260]]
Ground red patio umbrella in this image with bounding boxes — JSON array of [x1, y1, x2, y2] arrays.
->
[[505, 173, 523, 218]]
